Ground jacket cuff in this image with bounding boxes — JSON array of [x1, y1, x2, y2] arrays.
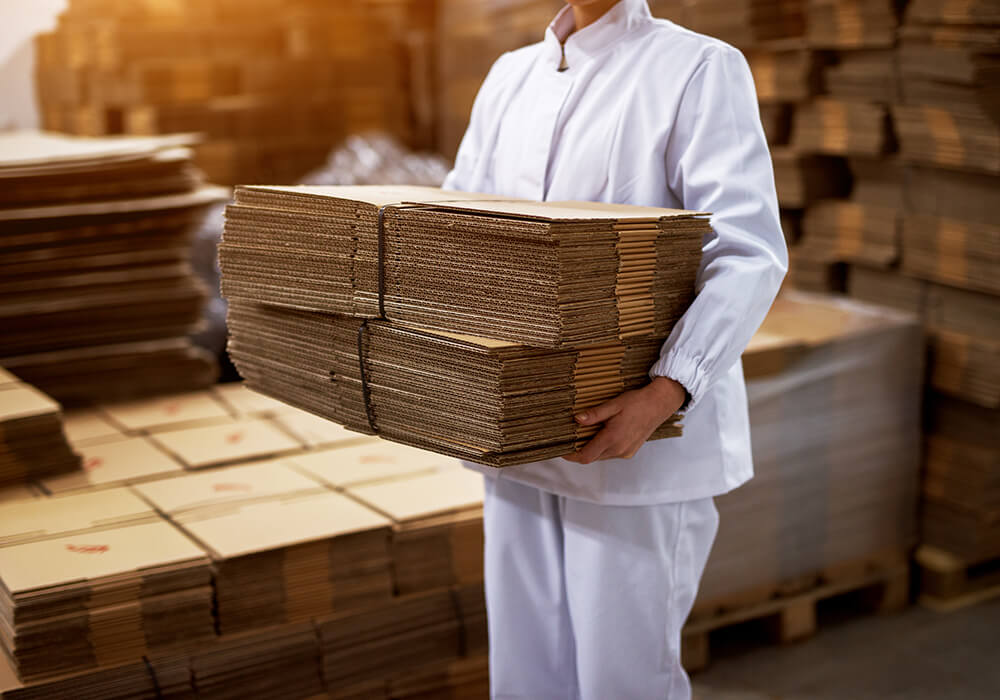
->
[[648, 348, 710, 410]]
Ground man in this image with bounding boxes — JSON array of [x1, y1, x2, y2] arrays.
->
[[443, 1, 787, 697]]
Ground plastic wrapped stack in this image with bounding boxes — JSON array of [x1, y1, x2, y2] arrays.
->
[[35, 0, 415, 184]]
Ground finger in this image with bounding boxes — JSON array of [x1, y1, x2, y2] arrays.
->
[[572, 427, 618, 465], [574, 398, 624, 426]]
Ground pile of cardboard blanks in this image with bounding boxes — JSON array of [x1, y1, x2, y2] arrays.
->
[[0, 518, 213, 681], [220, 185, 706, 347], [791, 97, 893, 156], [0, 373, 80, 488], [894, 7, 1000, 176], [0, 650, 195, 700], [694, 292, 922, 611], [172, 490, 393, 635], [319, 583, 486, 693], [922, 396, 1000, 564], [39, 434, 184, 495], [186, 622, 326, 700], [225, 300, 682, 466], [35, 0, 414, 184], [0, 131, 226, 404], [682, 0, 806, 47], [746, 41, 823, 104], [806, 0, 900, 49], [388, 656, 490, 700], [770, 149, 851, 209], [347, 469, 484, 595]]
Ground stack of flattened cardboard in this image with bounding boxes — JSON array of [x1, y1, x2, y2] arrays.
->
[[0, 132, 226, 404], [35, 0, 413, 184], [226, 300, 682, 466], [220, 185, 706, 347], [895, 11, 999, 175], [900, 166, 999, 298], [824, 49, 901, 102], [388, 656, 490, 700], [147, 417, 305, 470], [745, 41, 822, 104], [347, 469, 484, 595], [791, 97, 892, 156], [806, 0, 900, 48], [682, 0, 806, 47], [173, 491, 393, 635], [798, 199, 900, 267], [319, 584, 486, 692], [0, 519, 213, 681], [187, 622, 326, 700], [922, 396, 1000, 563], [0, 650, 195, 699], [697, 292, 923, 609], [0, 378, 80, 488], [770, 148, 851, 209]]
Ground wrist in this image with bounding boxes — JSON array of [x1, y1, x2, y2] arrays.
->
[[647, 376, 688, 414]]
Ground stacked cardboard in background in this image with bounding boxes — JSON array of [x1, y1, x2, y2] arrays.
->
[[0, 371, 80, 488], [1, 290, 922, 696], [0, 132, 224, 404], [35, 0, 415, 185], [842, 2, 1000, 576]]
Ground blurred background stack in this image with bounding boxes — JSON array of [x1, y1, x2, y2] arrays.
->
[[1, 0, 998, 696]]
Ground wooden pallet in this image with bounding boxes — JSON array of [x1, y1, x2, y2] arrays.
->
[[915, 545, 1000, 612], [682, 557, 910, 673]]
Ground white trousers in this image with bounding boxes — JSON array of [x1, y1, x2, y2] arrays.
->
[[483, 476, 719, 700]]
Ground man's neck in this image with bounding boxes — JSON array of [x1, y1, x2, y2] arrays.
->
[[570, 0, 622, 33]]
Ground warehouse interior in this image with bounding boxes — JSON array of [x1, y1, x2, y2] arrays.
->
[[1, 0, 998, 698]]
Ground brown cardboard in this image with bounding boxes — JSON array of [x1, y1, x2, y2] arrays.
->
[[133, 460, 325, 515], [0, 487, 156, 547], [99, 391, 233, 433], [148, 417, 304, 469], [0, 367, 19, 390], [212, 381, 290, 417], [61, 409, 126, 447], [0, 386, 60, 422], [273, 408, 373, 448], [42, 436, 183, 493], [0, 483, 43, 505], [348, 469, 484, 523], [287, 440, 462, 489]]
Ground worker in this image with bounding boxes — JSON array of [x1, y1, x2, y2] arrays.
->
[[443, 0, 787, 697]]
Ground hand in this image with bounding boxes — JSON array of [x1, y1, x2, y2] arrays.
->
[[562, 377, 687, 464]]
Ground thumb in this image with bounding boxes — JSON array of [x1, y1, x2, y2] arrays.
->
[[575, 398, 623, 426]]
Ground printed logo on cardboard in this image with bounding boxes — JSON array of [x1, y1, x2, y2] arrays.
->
[[225, 431, 245, 444], [83, 456, 104, 471]]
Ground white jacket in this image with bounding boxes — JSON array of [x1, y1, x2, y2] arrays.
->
[[443, 0, 787, 505]]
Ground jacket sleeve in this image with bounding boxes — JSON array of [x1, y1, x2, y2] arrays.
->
[[442, 54, 510, 192], [648, 45, 788, 407]]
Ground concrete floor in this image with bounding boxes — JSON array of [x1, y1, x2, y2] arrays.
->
[[692, 597, 1000, 700]]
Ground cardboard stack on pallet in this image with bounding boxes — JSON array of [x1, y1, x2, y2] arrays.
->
[[35, 0, 414, 185], [831, 0, 1000, 606], [0, 370, 80, 488], [0, 132, 224, 404]]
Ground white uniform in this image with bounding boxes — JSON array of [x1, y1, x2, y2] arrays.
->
[[443, 0, 786, 697]]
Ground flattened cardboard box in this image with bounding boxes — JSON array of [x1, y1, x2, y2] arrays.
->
[[0, 487, 156, 547], [60, 409, 126, 447], [133, 459, 325, 515], [212, 381, 289, 417], [149, 417, 304, 469], [348, 469, 484, 595], [175, 491, 393, 634], [41, 435, 182, 493], [274, 407, 374, 448], [0, 383, 80, 486], [99, 390, 233, 433], [288, 440, 462, 489]]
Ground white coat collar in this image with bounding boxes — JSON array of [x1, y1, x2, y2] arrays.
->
[[544, 0, 653, 71]]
